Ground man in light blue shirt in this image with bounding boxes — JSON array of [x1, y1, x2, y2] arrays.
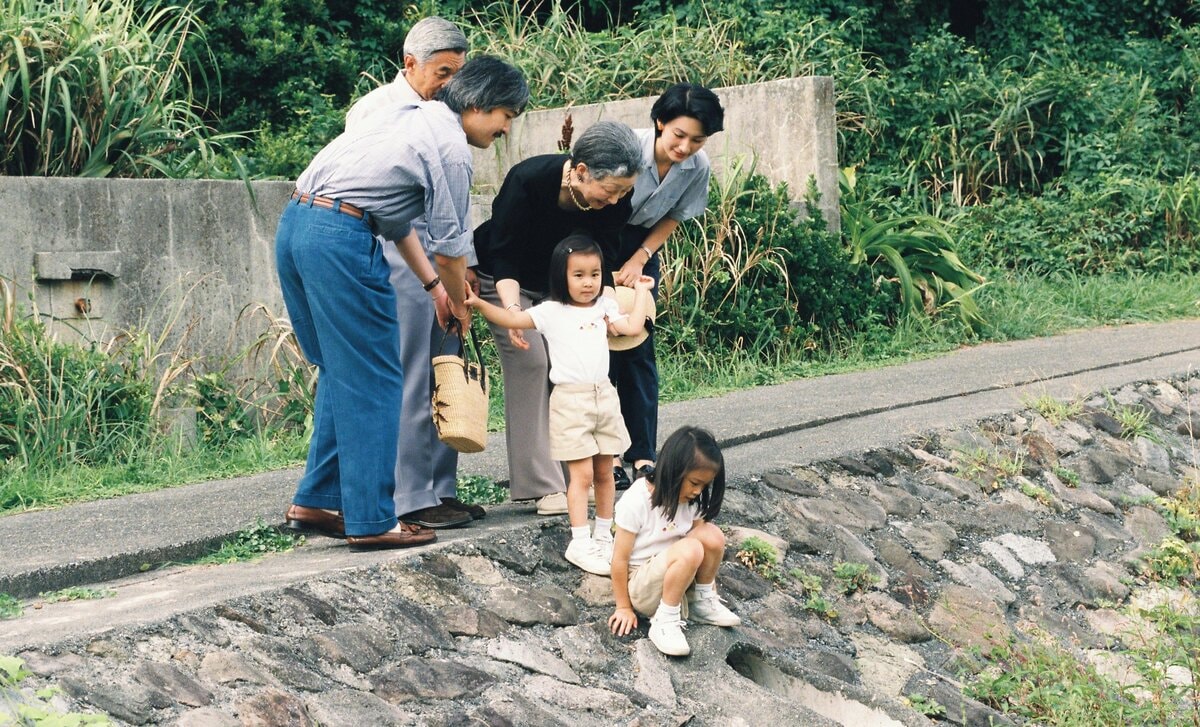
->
[[278, 57, 529, 551]]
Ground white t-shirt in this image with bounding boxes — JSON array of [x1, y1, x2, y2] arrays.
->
[[614, 478, 700, 567], [526, 297, 624, 385]]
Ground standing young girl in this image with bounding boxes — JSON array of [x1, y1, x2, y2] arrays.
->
[[467, 234, 654, 575], [607, 426, 740, 656]]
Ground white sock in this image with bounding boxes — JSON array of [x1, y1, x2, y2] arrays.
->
[[693, 581, 716, 598], [653, 601, 681, 622], [593, 517, 613, 541], [570, 526, 591, 541]]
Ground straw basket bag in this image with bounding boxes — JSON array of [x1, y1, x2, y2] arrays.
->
[[431, 320, 489, 453]]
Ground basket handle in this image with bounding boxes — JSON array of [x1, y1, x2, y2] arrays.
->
[[438, 319, 487, 387]]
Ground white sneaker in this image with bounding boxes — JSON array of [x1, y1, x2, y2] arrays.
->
[[689, 591, 741, 627], [648, 616, 690, 656], [535, 492, 567, 515], [564, 538, 611, 576], [594, 536, 614, 562]]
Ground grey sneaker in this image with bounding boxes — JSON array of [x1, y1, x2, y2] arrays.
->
[[648, 616, 690, 656], [689, 591, 741, 627], [564, 538, 611, 576]]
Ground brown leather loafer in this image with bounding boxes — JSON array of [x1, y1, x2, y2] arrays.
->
[[283, 504, 345, 538], [400, 503, 473, 529], [441, 497, 486, 520], [346, 522, 436, 551]]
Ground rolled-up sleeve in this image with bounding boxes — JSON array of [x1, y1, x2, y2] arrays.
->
[[423, 155, 474, 259]]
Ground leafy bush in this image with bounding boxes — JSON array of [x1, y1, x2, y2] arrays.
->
[[660, 164, 890, 355], [1, 0, 232, 177]]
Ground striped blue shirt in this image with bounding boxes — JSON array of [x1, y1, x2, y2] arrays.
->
[[626, 127, 712, 229], [296, 100, 473, 258]]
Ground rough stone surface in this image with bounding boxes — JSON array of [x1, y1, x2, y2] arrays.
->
[[13, 374, 1200, 727]]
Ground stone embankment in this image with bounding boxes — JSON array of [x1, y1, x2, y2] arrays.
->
[[4, 376, 1199, 725]]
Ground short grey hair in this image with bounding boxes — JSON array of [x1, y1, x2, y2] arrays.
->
[[571, 121, 642, 180], [403, 17, 468, 63], [437, 56, 530, 115]]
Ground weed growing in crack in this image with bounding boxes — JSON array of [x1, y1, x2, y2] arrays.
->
[[737, 537, 782, 582], [833, 562, 879, 594], [1025, 393, 1083, 426]]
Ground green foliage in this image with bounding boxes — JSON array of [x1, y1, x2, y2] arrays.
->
[[966, 636, 1171, 725], [660, 164, 890, 355], [184, 0, 417, 177], [1026, 394, 1083, 426], [735, 536, 782, 581], [1157, 480, 1200, 541], [1, 0, 234, 177], [904, 693, 946, 717], [0, 286, 153, 476], [790, 569, 837, 618], [188, 371, 252, 446], [0, 654, 111, 724], [1019, 481, 1053, 506], [37, 587, 115, 604], [1052, 465, 1080, 488], [954, 447, 1025, 492], [832, 561, 878, 594], [1142, 537, 1200, 583], [456, 474, 508, 505], [191, 518, 302, 565], [0, 593, 20, 619], [841, 166, 987, 329], [1102, 392, 1159, 442]]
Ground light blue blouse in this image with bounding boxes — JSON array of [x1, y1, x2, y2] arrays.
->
[[626, 127, 712, 229]]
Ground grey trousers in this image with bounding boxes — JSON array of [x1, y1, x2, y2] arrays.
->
[[382, 240, 461, 516], [477, 273, 567, 500]]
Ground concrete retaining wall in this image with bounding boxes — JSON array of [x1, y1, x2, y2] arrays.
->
[[0, 76, 836, 360]]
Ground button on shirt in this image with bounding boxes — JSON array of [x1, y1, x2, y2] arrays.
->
[[295, 101, 474, 258], [626, 128, 712, 229]]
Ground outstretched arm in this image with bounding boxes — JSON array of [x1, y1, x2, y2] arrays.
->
[[608, 527, 639, 636], [465, 285, 536, 331]]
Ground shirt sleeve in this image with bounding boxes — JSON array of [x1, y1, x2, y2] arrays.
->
[[668, 164, 711, 222], [526, 301, 552, 333], [614, 490, 644, 533], [601, 296, 626, 322], [422, 153, 474, 259]]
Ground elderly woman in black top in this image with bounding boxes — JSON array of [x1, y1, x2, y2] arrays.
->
[[474, 121, 642, 515]]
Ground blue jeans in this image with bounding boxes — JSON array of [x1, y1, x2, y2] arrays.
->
[[609, 225, 660, 464], [275, 198, 402, 536]]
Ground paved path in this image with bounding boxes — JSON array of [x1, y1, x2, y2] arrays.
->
[[2, 319, 1198, 652]]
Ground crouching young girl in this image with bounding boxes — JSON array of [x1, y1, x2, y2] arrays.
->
[[607, 426, 740, 656]]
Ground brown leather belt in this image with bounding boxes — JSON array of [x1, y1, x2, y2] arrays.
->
[[291, 190, 367, 221]]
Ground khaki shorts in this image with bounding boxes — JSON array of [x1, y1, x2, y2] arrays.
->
[[549, 381, 631, 461], [627, 547, 691, 619]]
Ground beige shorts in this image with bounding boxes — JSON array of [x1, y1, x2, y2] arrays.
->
[[627, 547, 691, 619], [548, 381, 631, 462]]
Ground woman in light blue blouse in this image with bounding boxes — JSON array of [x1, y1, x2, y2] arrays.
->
[[609, 83, 725, 490]]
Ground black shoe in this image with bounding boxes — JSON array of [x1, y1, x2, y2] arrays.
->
[[441, 497, 486, 520], [400, 503, 472, 529], [613, 465, 632, 491], [633, 463, 655, 482]]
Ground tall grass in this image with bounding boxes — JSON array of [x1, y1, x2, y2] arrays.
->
[[0, 277, 313, 514], [0, 0, 233, 177]]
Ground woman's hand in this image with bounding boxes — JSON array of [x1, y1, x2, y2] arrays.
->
[[608, 607, 638, 636], [614, 257, 644, 287], [508, 327, 530, 350]]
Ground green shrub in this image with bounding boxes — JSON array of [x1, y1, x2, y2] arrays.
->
[[660, 165, 890, 355], [1, 0, 232, 177]]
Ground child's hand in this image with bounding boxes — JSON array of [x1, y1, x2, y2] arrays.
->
[[632, 274, 655, 292], [608, 607, 638, 636], [464, 286, 481, 308]]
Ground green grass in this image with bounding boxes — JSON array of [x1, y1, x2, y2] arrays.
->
[[0, 430, 309, 516], [0, 593, 20, 620], [37, 587, 115, 604], [188, 519, 303, 565]]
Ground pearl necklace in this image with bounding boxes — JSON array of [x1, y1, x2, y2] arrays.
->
[[567, 178, 593, 211]]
